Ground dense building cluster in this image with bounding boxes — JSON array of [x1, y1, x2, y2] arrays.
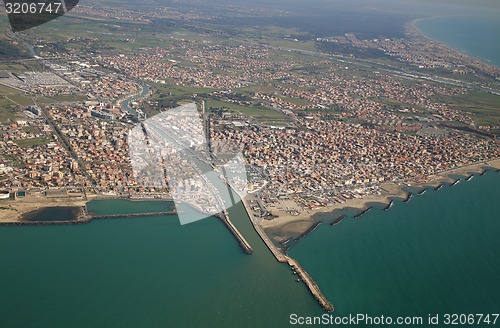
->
[[1, 10, 498, 209], [0, 112, 76, 189], [212, 115, 499, 208], [47, 105, 136, 193], [95, 44, 296, 90]]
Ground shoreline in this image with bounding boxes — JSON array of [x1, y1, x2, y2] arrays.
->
[[240, 196, 334, 312], [406, 16, 500, 72], [0, 209, 178, 226], [0, 196, 91, 223], [260, 159, 500, 241], [244, 159, 500, 312], [1, 161, 497, 313], [2, 159, 498, 230], [0, 194, 174, 224]]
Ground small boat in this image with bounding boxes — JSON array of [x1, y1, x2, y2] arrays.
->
[[466, 175, 474, 181], [296, 279, 301, 282]]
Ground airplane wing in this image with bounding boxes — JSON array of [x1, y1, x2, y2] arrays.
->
[[3, 0, 79, 32]]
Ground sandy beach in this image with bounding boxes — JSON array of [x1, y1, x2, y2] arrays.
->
[[0, 194, 92, 223], [406, 18, 500, 75], [1, 159, 499, 235], [0, 191, 178, 223], [259, 159, 500, 241]]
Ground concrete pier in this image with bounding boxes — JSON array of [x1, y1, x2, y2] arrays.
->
[[0, 209, 178, 226], [241, 198, 287, 261], [90, 211, 177, 220], [240, 197, 334, 312], [288, 258, 334, 312], [254, 223, 288, 262], [217, 210, 253, 254]]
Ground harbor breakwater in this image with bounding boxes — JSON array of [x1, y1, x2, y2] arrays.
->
[[294, 221, 322, 242], [288, 258, 334, 312], [216, 210, 253, 255], [3, 205, 255, 257], [240, 198, 334, 312], [0, 206, 179, 226]]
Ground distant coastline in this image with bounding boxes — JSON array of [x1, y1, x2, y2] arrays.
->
[[412, 15, 500, 69]]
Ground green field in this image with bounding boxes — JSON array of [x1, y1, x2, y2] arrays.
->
[[14, 138, 51, 148], [0, 85, 34, 106], [0, 85, 18, 96], [21, 14, 176, 53], [0, 61, 45, 74], [432, 92, 500, 127], [49, 94, 86, 103], [150, 84, 216, 109], [0, 97, 18, 123], [269, 40, 318, 52], [154, 84, 215, 98], [238, 85, 277, 94], [22, 126, 42, 134], [370, 96, 428, 113], [279, 95, 313, 106], [6, 94, 34, 106], [206, 98, 286, 120]]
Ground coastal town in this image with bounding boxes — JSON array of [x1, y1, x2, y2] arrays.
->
[[0, 0, 500, 322], [0, 1, 499, 229]]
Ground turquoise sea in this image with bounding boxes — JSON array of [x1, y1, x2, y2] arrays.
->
[[417, 15, 500, 68], [0, 200, 321, 328], [290, 171, 500, 321], [0, 171, 499, 327]]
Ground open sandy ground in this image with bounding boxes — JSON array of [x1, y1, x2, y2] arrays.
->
[[0, 194, 94, 223]]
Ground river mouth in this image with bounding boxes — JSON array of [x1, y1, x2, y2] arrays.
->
[[21, 206, 81, 222]]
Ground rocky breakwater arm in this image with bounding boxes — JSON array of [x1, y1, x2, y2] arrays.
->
[[288, 258, 334, 312], [217, 209, 253, 254], [240, 197, 334, 311]]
